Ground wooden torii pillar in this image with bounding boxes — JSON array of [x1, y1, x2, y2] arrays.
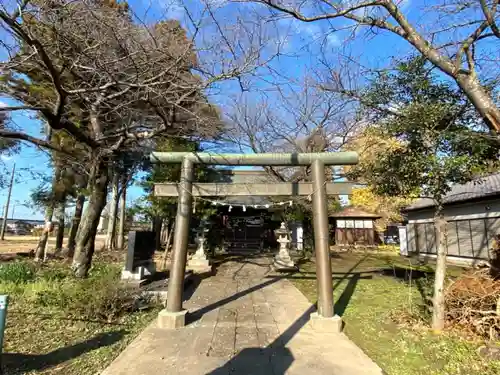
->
[[151, 152, 359, 329]]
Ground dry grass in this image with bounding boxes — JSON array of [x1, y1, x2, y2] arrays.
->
[[0, 235, 107, 260], [0, 256, 158, 375], [445, 268, 500, 340]]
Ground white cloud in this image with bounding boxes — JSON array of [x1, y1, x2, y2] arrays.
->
[[398, 0, 411, 11], [158, 0, 186, 20], [0, 155, 13, 161], [326, 33, 341, 47], [299, 24, 341, 47], [0, 100, 6, 107], [302, 23, 321, 38]]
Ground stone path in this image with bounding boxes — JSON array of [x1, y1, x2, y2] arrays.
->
[[102, 256, 383, 375]]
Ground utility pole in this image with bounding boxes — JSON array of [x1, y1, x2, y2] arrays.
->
[[11, 202, 17, 220], [1, 163, 16, 240]]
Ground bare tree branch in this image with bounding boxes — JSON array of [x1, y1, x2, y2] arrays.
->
[[0, 129, 72, 155], [249, 0, 500, 132]]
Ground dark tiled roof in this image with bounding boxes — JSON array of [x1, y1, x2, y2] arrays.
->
[[224, 196, 270, 206], [405, 174, 500, 211], [218, 169, 273, 205], [216, 169, 273, 183], [330, 206, 381, 218]]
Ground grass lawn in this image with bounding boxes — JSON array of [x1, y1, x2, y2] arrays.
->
[[0, 258, 159, 375], [289, 252, 500, 375]]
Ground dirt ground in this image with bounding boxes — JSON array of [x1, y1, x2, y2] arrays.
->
[[0, 234, 107, 259]]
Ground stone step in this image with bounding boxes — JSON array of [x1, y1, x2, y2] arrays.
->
[[139, 271, 194, 304]]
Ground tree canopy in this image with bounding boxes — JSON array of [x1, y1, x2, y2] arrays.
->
[[351, 56, 498, 201], [138, 137, 219, 223], [0, 112, 18, 187], [345, 55, 499, 330], [0, 0, 222, 155]]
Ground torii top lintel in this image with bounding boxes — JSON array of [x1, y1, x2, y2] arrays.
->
[[150, 152, 359, 166]]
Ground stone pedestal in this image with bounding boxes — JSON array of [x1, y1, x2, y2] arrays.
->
[[157, 309, 188, 329], [274, 248, 295, 269], [121, 260, 155, 282], [309, 312, 343, 333], [188, 253, 211, 273], [273, 222, 296, 270]]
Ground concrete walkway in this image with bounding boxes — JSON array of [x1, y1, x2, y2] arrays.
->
[[102, 256, 383, 375]]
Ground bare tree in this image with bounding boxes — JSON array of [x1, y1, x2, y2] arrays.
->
[[248, 0, 500, 132], [0, 0, 281, 276], [225, 80, 360, 182]]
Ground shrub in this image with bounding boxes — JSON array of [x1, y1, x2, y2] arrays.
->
[[71, 280, 145, 322], [0, 262, 36, 283], [34, 285, 74, 308], [31, 228, 43, 237], [33, 276, 150, 322]]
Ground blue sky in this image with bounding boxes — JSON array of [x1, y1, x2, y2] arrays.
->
[[1, 0, 497, 219], [0, 99, 145, 220], [0, 0, 436, 219]]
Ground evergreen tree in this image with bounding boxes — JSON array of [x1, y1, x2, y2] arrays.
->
[[349, 56, 499, 330]]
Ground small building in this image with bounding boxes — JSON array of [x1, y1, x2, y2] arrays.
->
[[330, 207, 381, 246], [0, 219, 39, 235], [403, 174, 500, 264], [213, 170, 284, 252]]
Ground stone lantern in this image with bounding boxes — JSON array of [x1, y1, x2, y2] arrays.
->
[[273, 222, 296, 270], [187, 219, 211, 273]]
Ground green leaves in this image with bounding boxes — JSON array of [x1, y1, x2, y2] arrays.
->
[[356, 56, 498, 203], [137, 137, 219, 221]]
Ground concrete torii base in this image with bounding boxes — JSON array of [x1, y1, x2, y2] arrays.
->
[[309, 312, 343, 333], [158, 309, 188, 329]]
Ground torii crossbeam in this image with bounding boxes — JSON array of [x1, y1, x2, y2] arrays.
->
[[150, 151, 359, 329]]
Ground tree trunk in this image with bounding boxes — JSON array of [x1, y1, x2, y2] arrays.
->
[[116, 176, 127, 249], [160, 219, 169, 247], [34, 205, 54, 261], [154, 216, 163, 251], [160, 221, 175, 270], [66, 195, 85, 258], [34, 164, 63, 261], [54, 199, 65, 255], [105, 173, 119, 249], [432, 203, 448, 331], [456, 73, 500, 133], [72, 161, 109, 278]]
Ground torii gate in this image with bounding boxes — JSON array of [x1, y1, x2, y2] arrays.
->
[[150, 151, 358, 329]]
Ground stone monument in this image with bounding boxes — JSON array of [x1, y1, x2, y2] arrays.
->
[[273, 222, 296, 270], [187, 220, 212, 273], [121, 230, 156, 282]]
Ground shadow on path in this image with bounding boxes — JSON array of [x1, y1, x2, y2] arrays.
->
[[187, 274, 289, 325], [207, 305, 316, 375], [2, 330, 127, 374], [205, 269, 366, 374], [192, 254, 373, 374]]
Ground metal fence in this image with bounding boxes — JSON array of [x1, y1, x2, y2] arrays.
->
[[409, 216, 500, 260]]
